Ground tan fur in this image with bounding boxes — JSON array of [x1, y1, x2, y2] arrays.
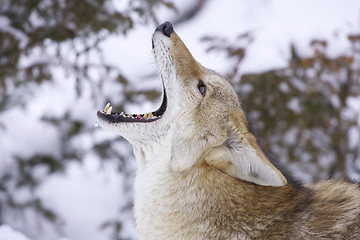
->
[[98, 23, 360, 239], [137, 165, 360, 239]]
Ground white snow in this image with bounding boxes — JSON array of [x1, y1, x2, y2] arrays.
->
[[0, 106, 61, 177], [0, 15, 29, 48], [35, 156, 129, 240], [0, 225, 32, 240], [104, 0, 360, 78]]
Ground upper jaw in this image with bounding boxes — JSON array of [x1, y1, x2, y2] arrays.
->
[[96, 24, 175, 144], [97, 26, 174, 127], [152, 31, 175, 86]]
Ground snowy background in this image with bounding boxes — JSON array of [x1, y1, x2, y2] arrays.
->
[[1, 0, 360, 239]]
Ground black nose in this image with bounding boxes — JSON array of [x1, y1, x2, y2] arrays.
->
[[155, 21, 173, 37]]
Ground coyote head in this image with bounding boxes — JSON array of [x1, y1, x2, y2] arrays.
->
[[97, 22, 287, 187]]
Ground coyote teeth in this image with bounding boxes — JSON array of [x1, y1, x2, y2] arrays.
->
[[106, 106, 112, 115], [104, 103, 111, 112], [143, 112, 153, 119], [102, 104, 157, 120]]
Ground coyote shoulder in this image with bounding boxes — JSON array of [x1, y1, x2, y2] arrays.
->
[[97, 22, 360, 239]]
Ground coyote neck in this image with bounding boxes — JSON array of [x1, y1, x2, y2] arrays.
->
[[134, 162, 309, 239]]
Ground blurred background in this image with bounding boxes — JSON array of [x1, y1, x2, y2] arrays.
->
[[0, 0, 359, 239]]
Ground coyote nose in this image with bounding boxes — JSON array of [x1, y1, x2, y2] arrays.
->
[[155, 21, 173, 37]]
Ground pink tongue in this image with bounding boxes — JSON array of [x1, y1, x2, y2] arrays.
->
[[136, 115, 142, 120]]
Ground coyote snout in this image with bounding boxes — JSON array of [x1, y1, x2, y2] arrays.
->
[[97, 22, 360, 240]]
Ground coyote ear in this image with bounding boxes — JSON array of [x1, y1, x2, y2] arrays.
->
[[205, 117, 287, 186]]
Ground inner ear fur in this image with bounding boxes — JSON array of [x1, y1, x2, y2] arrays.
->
[[205, 110, 287, 187]]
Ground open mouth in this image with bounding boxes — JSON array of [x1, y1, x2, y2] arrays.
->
[[97, 87, 167, 123]]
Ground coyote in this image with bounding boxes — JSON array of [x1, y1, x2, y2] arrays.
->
[[97, 22, 360, 239]]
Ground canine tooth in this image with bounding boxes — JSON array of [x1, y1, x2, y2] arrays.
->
[[143, 112, 153, 119], [104, 103, 110, 112], [106, 106, 112, 115], [120, 112, 125, 117]]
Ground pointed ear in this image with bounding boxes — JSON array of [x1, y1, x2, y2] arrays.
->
[[205, 112, 287, 186]]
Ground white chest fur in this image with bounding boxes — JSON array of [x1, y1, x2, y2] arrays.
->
[[132, 146, 241, 240]]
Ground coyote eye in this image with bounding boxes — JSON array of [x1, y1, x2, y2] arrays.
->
[[198, 80, 207, 97]]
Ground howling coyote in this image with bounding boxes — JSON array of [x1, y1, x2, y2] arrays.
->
[[97, 22, 360, 239]]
